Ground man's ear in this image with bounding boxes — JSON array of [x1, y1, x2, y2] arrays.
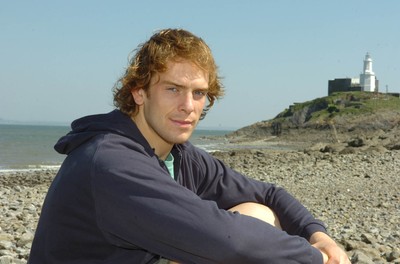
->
[[131, 88, 145, 105]]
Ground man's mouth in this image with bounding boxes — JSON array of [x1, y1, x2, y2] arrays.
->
[[171, 119, 194, 127]]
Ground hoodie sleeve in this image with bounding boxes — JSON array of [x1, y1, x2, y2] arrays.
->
[[191, 148, 327, 241], [92, 135, 324, 264]]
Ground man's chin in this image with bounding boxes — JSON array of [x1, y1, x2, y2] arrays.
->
[[174, 137, 191, 144], [171, 132, 193, 145]]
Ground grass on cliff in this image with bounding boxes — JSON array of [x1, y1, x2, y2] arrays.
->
[[275, 91, 400, 124]]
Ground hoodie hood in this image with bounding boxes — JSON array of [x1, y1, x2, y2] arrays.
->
[[55, 110, 151, 155]]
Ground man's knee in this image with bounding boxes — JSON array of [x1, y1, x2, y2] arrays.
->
[[229, 202, 282, 229]]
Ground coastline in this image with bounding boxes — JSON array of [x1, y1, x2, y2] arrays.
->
[[1, 142, 399, 263], [0, 166, 61, 174]]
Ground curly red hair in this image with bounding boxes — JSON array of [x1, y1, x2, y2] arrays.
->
[[113, 28, 224, 119]]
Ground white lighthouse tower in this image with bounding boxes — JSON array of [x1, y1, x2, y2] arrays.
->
[[359, 52, 377, 92]]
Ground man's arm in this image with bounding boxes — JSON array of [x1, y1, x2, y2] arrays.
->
[[196, 152, 327, 239], [194, 150, 351, 263], [228, 203, 351, 264]]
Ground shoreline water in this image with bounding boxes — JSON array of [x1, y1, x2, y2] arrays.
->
[[0, 165, 62, 174], [0, 124, 233, 171]]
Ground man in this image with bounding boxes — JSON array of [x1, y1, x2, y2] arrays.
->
[[29, 29, 350, 263]]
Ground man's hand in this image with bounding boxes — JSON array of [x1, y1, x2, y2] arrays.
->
[[310, 232, 351, 264]]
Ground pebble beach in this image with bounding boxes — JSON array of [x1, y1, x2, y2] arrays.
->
[[1, 145, 399, 263]]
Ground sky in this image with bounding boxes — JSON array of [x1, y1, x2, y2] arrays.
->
[[1, 1, 399, 129]]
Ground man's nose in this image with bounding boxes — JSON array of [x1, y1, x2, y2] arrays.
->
[[179, 92, 195, 113]]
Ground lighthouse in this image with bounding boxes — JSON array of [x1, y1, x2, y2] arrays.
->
[[328, 53, 380, 95], [359, 52, 377, 92]]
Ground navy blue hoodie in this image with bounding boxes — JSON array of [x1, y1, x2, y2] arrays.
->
[[29, 110, 326, 263]]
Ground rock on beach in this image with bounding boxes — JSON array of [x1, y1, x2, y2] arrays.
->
[[1, 148, 399, 263], [0, 170, 53, 264]]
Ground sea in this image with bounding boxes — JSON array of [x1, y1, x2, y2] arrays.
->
[[0, 124, 232, 172]]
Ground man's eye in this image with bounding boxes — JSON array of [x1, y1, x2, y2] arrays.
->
[[168, 87, 178, 93], [194, 90, 207, 98], [196, 90, 207, 95]]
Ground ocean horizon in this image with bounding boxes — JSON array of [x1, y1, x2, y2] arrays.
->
[[0, 124, 232, 171]]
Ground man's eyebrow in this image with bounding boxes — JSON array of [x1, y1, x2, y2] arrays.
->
[[162, 80, 185, 88], [162, 80, 209, 90]]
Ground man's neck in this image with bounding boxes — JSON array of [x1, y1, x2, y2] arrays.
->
[[131, 116, 173, 160], [154, 145, 174, 161]]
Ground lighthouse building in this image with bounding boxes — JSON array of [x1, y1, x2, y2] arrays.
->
[[328, 53, 379, 95], [359, 53, 377, 92]]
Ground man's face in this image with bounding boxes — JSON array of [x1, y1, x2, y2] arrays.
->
[[131, 59, 209, 154]]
